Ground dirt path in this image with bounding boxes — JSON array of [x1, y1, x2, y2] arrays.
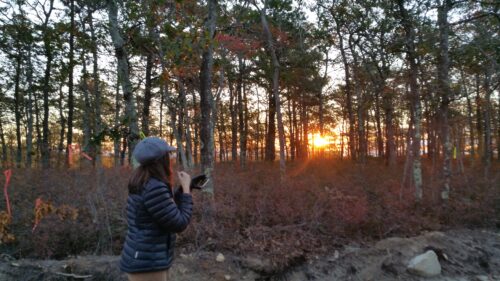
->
[[0, 229, 498, 280], [281, 229, 500, 281]]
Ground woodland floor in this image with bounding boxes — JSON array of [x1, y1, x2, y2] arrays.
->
[[0, 228, 499, 280], [0, 158, 498, 280]]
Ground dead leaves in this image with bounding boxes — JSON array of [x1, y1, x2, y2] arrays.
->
[[33, 198, 79, 232], [0, 211, 14, 244]]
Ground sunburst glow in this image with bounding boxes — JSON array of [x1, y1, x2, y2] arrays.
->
[[312, 134, 329, 148]]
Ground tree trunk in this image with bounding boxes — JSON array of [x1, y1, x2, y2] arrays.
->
[[41, 0, 55, 169], [66, 0, 75, 167], [81, 55, 93, 155], [483, 67, 493, 168], [496, 101, 500, 162], [217, 98, 225, 162], [42, 31, 53, 168], [185, 94, 194, 167], [0, 117, 7, 166], [300, 94, 308, 158], [114, 68, 121, 167], [26, 47, 34, 168], [349, 37, 366, 163], [319, 51, 328, 136], [335, 24, 356, 161], [255, 87, 262, 161], [58, 86, 66, 167], [260, 6, 286, 176], [238, 56, 247, 168], [199, 0, 217, 193], [293, 99, 299, 160], [438, 0, 452, 200], [192, 92, 199, 164], [398, 0, 423, 201], [107, 0, 140, 163], [90, 11, 102, 167], [374, 92, 384, 158], [466, 95, 475, 157], [159, 83, 165, 138], [475, 74, 483, 160], [142, 54, 153, 136], [229, 78, 238, 162], [14, 47, 23, 167], [34, 92, 42, 160], [265, 87, 276, 161], [287, 95, 295, 161], [175, 80, 189, 170]]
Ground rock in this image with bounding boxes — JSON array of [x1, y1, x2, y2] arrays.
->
[[224, 274, 231, 280], [177, 264, 188, 274], [474, 276, 490, 281], [284, 271, 307, 281], [407, 250, 441, 277], [327, 251, 340, 262], [240, 256, 274, 274], [216, 253, 225, 262]]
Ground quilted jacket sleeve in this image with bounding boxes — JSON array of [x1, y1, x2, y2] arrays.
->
[[143, 183, 193, 233]]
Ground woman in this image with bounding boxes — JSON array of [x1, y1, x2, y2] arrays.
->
[[120, 137, 193, 281]]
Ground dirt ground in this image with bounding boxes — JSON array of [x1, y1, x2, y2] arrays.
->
[[0, 228, 498, 281]]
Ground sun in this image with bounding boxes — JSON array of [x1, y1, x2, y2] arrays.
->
[[312, 134, 329, 148]]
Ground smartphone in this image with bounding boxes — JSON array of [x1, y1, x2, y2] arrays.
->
[[190, 174, 209, 190]]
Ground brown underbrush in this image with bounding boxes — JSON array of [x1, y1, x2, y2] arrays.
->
[[0, 158, 498, 271]]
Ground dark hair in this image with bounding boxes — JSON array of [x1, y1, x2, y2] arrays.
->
[[128, 153, 174, 194]]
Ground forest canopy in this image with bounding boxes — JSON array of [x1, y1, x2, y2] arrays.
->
[[0, 0, 498, 200]]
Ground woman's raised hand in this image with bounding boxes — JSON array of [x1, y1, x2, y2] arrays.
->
[[177, 171, 191, 194]]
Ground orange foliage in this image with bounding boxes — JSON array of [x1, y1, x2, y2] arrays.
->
[[33, 198, 78, 233], [0, 211, 14, 244], [216, 33, 262, 57]]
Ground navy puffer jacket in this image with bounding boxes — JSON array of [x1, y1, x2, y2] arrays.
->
[[120, 177, 193, 273]]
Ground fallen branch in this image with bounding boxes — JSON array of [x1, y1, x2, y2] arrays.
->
[[54, 272, 93, 279]]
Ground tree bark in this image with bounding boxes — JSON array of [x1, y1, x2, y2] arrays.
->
[[13, 45, 22, 167], [438, 0, 452, 200], [349, 36, 366, 163], [142, 54, 153, 136], [259, 4, 286, 176], [229, 77, 238, 162], [176, 80, 189, 170], [217, 98, 225, 162], [287, 95, 295, 161], [58, 86, 66, 167], [0, 117, 7, 166], [265, 87, 276, 161], [114, 67, 121, 167], [374, 92, 384, 158], [192, 92, 199, 164], [475, 74, 483, 160], [199, 0, 217, 193], [26, 47, 34, 168], [107, 0, 140, 163], [81, 55, 93, 155], [41, 1, 55, 168], [90, 11, 102, 167], [66, 0, 75, 167], [185, 94, 194, 167], [335, 23, 356, 161], [34, 91, 42, 160], [238, 56, 247, 167], [397, 0, 423, 201], [319, 51, 328, 136], [483, 66, 493, 168]]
